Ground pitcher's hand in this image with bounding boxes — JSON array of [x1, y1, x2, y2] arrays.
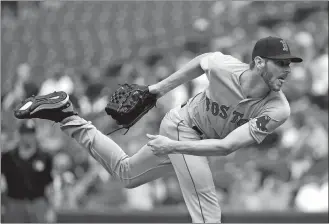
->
[[146, 134, 175, 156]]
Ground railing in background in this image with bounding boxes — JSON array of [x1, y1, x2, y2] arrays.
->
[[56, 207, 328, 223]]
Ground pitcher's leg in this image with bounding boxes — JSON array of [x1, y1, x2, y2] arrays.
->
[[60, 115, 174, 188], [160, 115, 221, 223], [14, 91, 174, 188], [168, 154, 221, 223]]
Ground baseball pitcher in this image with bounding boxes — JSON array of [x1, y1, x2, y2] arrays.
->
[[14, 36, 302, 223]]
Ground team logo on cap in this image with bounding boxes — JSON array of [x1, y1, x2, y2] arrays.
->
[[280, 40, 289, 51]]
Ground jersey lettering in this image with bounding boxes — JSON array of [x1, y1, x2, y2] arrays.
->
[[218, 105, 229, 119], [211, 102, 219, 116], [205, 97, 229, 119], [206, 97, 211, 112], [205, 97, 247, 123], [231, 111, 243, 123], [237, 118, 249, 127]]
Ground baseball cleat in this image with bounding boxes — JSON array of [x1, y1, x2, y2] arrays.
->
[[14, 91, 77, 122]]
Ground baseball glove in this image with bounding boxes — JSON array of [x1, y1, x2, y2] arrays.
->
[[105, 83, 157, 134]]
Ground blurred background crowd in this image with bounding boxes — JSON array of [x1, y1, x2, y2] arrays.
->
[[1, 1, 328, 222]]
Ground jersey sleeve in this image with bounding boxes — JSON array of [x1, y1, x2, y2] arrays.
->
[[249, 103, 291, 144], [200, 52, 248, 79], [200, 52, 225, 71]]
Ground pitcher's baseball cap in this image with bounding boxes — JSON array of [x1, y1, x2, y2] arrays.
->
[[252, 36, 303, 63]]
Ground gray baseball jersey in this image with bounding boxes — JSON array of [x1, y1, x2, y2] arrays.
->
[[186, 52, 290, 142]]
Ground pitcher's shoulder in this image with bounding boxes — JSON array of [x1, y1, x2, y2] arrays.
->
[[201, 52, 248, 70], [265, 91, 291, 119]]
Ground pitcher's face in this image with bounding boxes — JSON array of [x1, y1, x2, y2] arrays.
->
[[262, 59, 291, 92]]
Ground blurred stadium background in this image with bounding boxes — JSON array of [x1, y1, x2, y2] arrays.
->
[[1, 1, 328, 223]]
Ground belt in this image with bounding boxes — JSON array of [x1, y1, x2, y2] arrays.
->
[[192, 125, 203, 136], [181, 102, 203, 136]]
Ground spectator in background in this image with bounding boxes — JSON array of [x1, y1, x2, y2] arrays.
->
[[51, 152, 75, 209], [38, 64, 74, 96], [2, 63, 39, 111], [295, 173, 328, 212], [301, 115, 328, 160], [281, 64, 310, 102], [123, 182, 154, 211], [156, 51, 190, 111], [52, 153, 102, 210], [161, 176, 184, 206], [228, 163, 263, 211], [256, 174, 295, 211], [84, 67, 108, 114], [308, 49, 328, 110], [1, 1, 18, 19], [1, 120, 55, 223]]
